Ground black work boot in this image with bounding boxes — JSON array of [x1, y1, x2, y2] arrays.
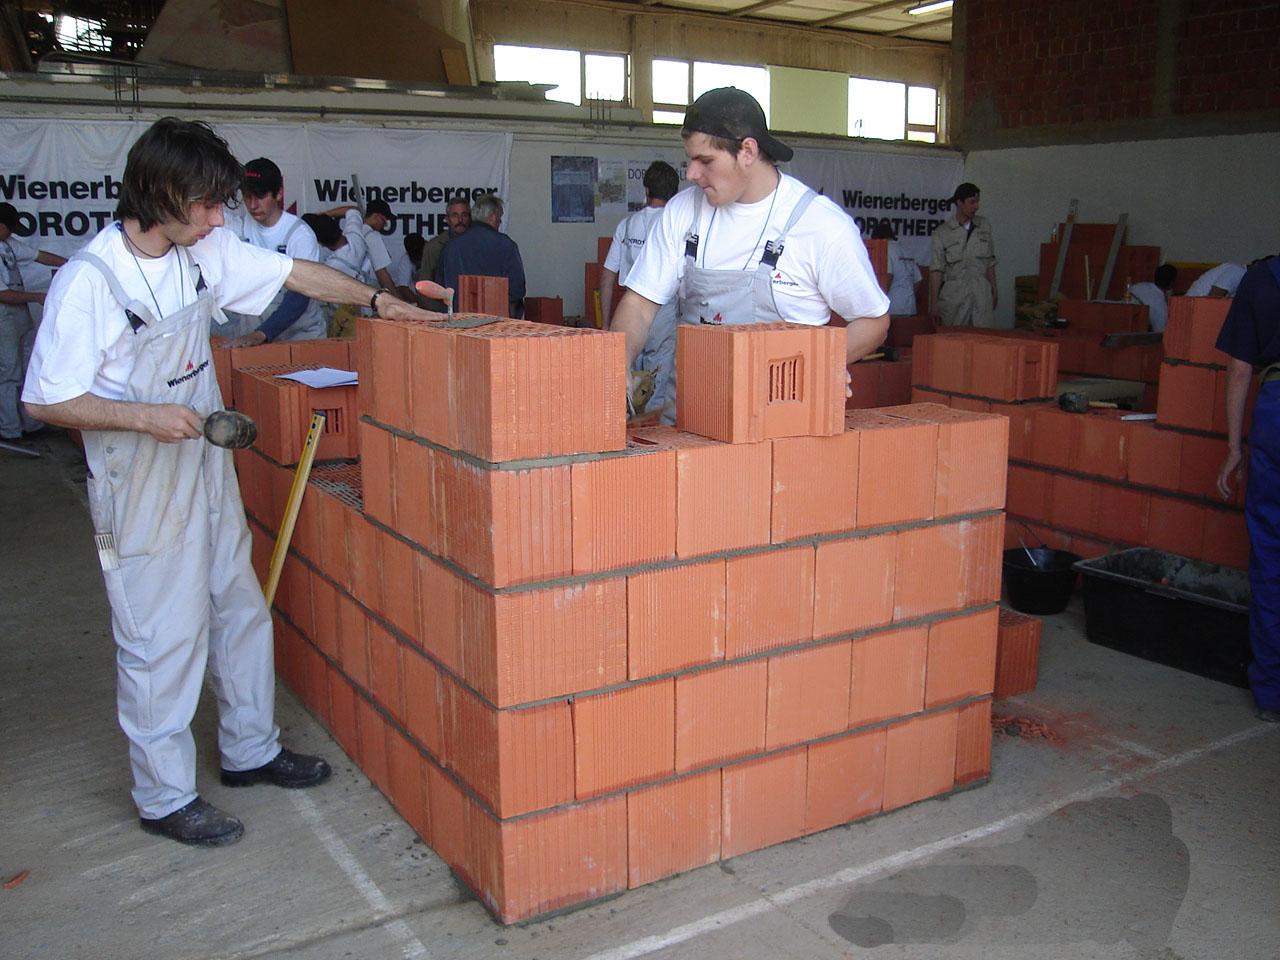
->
[[140, 797, 244, 847], [220, 748, 332, 789]]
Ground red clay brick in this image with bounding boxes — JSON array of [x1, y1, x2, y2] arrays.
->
[[675, 660, 768, 771], [356, 696, 390, 796], [368, 318, 412, 430], [392, 435, 437, 554], [402, 649, 443, 758], [426, 764, 467, 869], [962, 514, 1006, 606], [1157, 364, 1217, 432], [725, 546, 815, 658], [881, 403, 1008, 515], [882, 710, 959, 812], [415, 552, 462, 673], [348, 513, 383, 615], [1094, 485, 1151, 544], [925, 608, 998, 708], [573, 680, 676, 796], [721, 748, 808, 859], [894, 523, 967, 620], [327, 670, 360, 760], [676, 322, 846, 443], [1049, 474, 1098, 534], [995, 608, 1041, 698], [770, 432, 860, 540], [1028, 407, 1079, 470], [1006, 465, 1052, 519], [1179, 434, 1228, 499], [846, 411, 938, 527], [310, 573, 341, 662], [1127, 423, 1182, 490], [1201, 507, 1250, 569], [849, 626, 927, 726], [571, 449, 677, 573], [813, 533, 897, 637], [336, 591, 370, 690], [379, 530, 419, 638], [457, 275, 509, 316], [627, 770, 722, 888], [805, 728, 887, 833], [1071, 412, 1131, 480], [765, 642, 853, 748], [367, 618, 405, 724], [626, 560, 726, 679], [385, 727, 430, 837], [358, 421, 395, 527]]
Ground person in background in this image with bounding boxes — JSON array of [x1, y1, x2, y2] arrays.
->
[[1129, 263, 1177, 333], [872, 222, 921, 317], [391, 232, 424, 302], [416, 197, 471, 310], [929, 182, 997, 327], [303, 212, 367, 338], [435, 194, 525, 318], [0, 201, 60, 441], [1216, 253, 1280, 724], [610, 88, 889, 412], [324, 198, 399, 294], [21, 118, 442, 847], [600, 160, 681, 423], [1188, 261, 1246, 298], [221, 158, 326, 345]]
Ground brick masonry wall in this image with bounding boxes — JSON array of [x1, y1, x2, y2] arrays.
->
[[964, 0, 1280, 131]]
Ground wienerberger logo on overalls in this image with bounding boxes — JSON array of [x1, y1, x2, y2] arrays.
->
[[771, 270, 800, 289], [166, 359, 209, 389]]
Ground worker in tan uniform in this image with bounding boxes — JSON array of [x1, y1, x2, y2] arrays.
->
[[929, 182, 997, 327]]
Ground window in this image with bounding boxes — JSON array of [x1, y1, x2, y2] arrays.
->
[[493, 45, 627, 106], [652, 58, 770, 125], [848, 78, 939, 143], [53, 15, 111, 53]]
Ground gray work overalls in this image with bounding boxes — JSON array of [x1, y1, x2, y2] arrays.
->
[[73, 245, 280, 819], [0, 238, 41, 437]]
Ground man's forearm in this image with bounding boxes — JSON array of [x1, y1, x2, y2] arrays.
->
[[0, 290, 43, 305], [611, 290, 660, 366], [1225, 358, 1253, 452], [36, 250, 67, 268], [929, 273, 942, 313], [285, 259, 377, 306], [257, 290, 310, 341], [25, 392, 202, 442], [600, 269, 618, 329], [374, 267, 400, 295], [845, 314, 890, 363]]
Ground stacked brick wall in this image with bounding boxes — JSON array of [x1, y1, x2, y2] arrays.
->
[[226, 319, 1009, 923]]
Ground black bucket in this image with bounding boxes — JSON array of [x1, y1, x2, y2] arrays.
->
[[1003, 547, 1082, 615]]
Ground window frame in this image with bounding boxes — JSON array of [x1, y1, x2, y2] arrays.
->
[[492, 43, 630, 107]]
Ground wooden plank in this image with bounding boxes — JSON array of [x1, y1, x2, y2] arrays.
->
[[1048, 198, 1078, 300]]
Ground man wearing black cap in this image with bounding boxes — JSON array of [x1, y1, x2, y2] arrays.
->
[[611, 87, 889, 404], [222, 158, 326, 345], [929, 182, 998, 327], [325, 198, 399, 296]]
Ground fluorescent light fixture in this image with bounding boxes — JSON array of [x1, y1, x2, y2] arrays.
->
[[907, 0, 953, 14]]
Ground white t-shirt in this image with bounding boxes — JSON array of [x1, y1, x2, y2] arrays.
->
[[341, 210, 392, 275], [24, 223, 290, 406], [323, 235, 368, 281], [1128, 281, 1168, 332], [886, 239, 921, 316], [389, 250, 416, 289], [604, 205, 664, 286], [1186, 262, 1245, 297], [625, 174, 890, 326], [231, 209, 323, 334]]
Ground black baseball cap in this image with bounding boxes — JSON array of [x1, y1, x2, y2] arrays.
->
[[366, 198, 393, 219], [242, 157, 283, 196], [681, 87, 793, 163], [951, 182, 980, 202], [0, 201, 19, 230]]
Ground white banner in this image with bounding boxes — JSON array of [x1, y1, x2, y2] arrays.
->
[[0, 117, 511, 268], [788, 145, 964, 265]]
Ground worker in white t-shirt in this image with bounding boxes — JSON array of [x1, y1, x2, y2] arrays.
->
[[871, 222, 921, 316], [601, 161, 681, 422], [612, 88, 890, 410], [303, 212, 370, 337], [1129, 263, 1178, 332], [324, 198, 399, 295], [21, 118, 441, 849], [220, 157, 325, 345], [1187, 261, 1246, 298], [390, 233, 424, 301]]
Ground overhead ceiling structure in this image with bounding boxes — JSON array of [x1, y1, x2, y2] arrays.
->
[[611, 0, 952, 43]]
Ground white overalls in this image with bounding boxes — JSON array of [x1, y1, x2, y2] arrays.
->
[[73, 248, 280, 819], [217, 219, 325, 341], [0, 238, 42, 438], [672, 186, 820, 402]]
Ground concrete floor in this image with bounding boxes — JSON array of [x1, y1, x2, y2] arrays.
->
[[2, 432, 1278, 960]]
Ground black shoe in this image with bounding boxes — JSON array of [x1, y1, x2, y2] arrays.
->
[[1257, 708, 1280, 723], [220, 748, 331, 789], [139, 797, 244, 847]]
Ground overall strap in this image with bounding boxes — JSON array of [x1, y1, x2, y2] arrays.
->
[[683, 188, 704, 262], [760, 187, 818, 269], [70, 251, 156, 333], [179, 246, 207, 296], [282, 217, 304, 249]]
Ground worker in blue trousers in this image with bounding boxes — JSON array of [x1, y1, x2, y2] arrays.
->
[[1216, 253, 1280, 723]]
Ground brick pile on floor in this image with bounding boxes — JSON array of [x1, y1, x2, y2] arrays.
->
[[228, 317, 1010, 923]]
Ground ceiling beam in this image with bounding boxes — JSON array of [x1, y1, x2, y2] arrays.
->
[[810, 0, 909, 29], [728, 0, 793, 16], [886, 14, 952, 37]]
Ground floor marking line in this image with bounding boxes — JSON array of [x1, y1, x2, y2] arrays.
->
[[579, 723, 1274, 960], [290, 792, 432, 960]]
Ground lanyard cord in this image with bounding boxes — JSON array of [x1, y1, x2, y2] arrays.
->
[[701, 169, 782, 271], [118, 222, 185, 319]]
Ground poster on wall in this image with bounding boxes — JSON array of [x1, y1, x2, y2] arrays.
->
[[550, 156, 596, 223], [786, 145, 964, 265], [0, 117, 512, 266], [594, 159, 628, 217]]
